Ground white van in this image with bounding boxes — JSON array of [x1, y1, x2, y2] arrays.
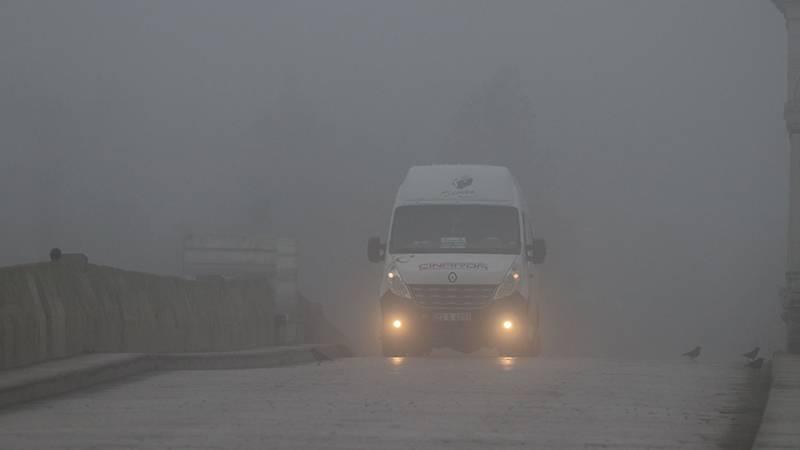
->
[[367, 165, 546, 356]]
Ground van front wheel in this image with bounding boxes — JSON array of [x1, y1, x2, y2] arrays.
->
[[497, 326, 540, 357], [522, 334, 542, 357], [382, 340, 404, 357], [382, 339, 430, 357]]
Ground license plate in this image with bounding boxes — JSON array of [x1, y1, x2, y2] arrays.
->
[[432, 312, 472, 322]]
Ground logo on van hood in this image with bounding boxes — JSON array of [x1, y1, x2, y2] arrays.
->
[[452, 175, 473, 189]]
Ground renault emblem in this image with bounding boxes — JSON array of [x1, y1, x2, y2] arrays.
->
[[448, 272, 458, 283]]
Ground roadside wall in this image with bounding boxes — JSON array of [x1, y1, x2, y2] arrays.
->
[[0, 259, 274, 370], [298, 294, 350, 348]]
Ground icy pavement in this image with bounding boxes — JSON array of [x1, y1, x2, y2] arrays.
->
[[0, 355, 767, 449]]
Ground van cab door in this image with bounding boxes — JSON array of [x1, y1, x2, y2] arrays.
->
[[522, 213, 541, 328], [523, 213, 535, 297]]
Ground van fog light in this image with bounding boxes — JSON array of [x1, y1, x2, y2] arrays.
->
[[392, 319, 403, 329], [502, 320, 513, 330]]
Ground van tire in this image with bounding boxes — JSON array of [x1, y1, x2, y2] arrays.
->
[[524, 335, 542, 357], [409, 342, 432, 357], [497, 330, 541, 357], [381, 340, 406, 357], [382, 339, 431, 357]]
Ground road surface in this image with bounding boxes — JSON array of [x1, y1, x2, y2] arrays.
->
[[0, 355, 767, 449]]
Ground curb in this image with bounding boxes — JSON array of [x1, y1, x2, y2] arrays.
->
[[155, 344, 352, 371], [752, 352, 800, 449], [0, 344, 350, 410]]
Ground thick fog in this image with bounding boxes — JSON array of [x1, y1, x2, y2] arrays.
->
[[0, 1, 788, 357]]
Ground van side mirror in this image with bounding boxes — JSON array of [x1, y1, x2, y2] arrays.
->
[[367, 236, 386, 263], [526, 239, 546, 264]]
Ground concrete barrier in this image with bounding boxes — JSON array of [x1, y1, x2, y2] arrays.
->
[[0, 261, 275, 370]]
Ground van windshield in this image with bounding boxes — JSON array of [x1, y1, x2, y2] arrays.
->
[[389, 205, 521, 254]]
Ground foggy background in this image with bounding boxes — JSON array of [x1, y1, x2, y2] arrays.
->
[[0, 1, 788, 357]]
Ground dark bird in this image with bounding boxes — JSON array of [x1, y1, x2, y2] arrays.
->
[[682, 346, 701, 360], [746, 357, 765, 369], [310, 347, 332, 365], [49, 248, 62, 262], [742, 347, 760, 360]]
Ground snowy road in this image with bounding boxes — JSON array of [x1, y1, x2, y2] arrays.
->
[[0, 355, 767, 449]]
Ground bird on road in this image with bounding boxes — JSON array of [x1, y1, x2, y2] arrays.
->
[[682, 346, 701, 360], [746, 357, 765, 369], [310, 347, 333, 365], [742, 347, 760, 360]]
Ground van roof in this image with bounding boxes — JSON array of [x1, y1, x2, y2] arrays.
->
[[395, 165, 522, 206]]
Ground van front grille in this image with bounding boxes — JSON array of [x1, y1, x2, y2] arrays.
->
[[409, 284, 497, 308]]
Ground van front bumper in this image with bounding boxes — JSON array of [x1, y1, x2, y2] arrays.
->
[[380, 292, 530, 352]]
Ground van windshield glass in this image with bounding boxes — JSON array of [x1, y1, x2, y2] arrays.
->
[[389, 205, 520, 254]]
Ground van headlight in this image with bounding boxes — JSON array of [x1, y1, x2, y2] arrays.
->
[[493, 265, 521, 299], [386, 265, 412, 299]]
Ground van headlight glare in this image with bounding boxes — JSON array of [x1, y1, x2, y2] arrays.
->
[[494, 265, 521, 299], [386, 265, 412, 299]]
